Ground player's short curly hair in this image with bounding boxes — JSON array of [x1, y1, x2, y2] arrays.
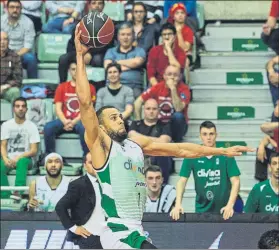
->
[[258, 229, 279, 249]]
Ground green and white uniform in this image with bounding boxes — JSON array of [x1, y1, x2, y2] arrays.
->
[[244, 179, 279, 213], [180, 156, 240, 213], [96, 139, 147, 249]]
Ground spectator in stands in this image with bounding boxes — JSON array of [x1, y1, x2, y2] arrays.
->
[[0, 97, 40, 199], [128, 98, 173, 183], [266, 56, 279, 121], [244, 152, 279, 214], [134, 65, 190, 142], [21, 1, 42, 33], [43, 62, 96, 158], [170, 121, 241, 220], [255, 122, 279, 182], [164, 0, 197, 21], [55, 152, 104, 249], [104, 22, 146, 98], [168, 3, 193, 84], [258, 230, 279, 249], [127, 2, 159, 53], [96, 62, 134, 121], [59, 0, 107, 83], [261, 0, 279, 55], [43, 1, 85, 34], [28, 153, 69, 212], [1, 0, 38, 79], [147, 23, 186, 86], [145, 165, 176, 213], [125, 0, 164, 25], [0, 31, 22, 103]]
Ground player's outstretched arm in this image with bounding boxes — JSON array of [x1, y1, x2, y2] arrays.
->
[[75, 25, 111, 169], [131, 135, 254, 158]]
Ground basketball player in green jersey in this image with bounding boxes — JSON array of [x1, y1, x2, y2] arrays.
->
[[74, 25, 254, 249]]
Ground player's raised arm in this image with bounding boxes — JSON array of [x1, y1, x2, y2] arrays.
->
[[75, 25, 111, 169], [131, 135, 254, 158]]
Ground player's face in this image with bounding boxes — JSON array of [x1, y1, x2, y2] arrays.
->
[[269, 156, 279, 179], [46, 157, 63, 178], [133, 5, 146, 23], [146, 171, 163, 193], [174, 9, 186, 23], [102, 108, 128, 142], [118, 28, 133, 48], [84, 153, 96, 177], [7, 2, 21, 19], [200, 127, 217, 147], [13, 100, 27, 119], [69, 63, 77, 81], [144, 99, 159, 121], [89, 0, 104, 12], [107, 66, 120, 84]]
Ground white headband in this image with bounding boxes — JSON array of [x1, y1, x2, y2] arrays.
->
[[44, 153, 63, 166]]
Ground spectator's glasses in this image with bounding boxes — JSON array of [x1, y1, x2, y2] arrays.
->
[[8, 5, 21, 10], [165, 73, 180, 78], [133, 10, 145, 14], [161, 32, 174, 37]]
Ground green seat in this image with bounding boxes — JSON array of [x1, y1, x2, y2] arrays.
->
[[0, 198, 28, 211], [0, 99, 13, 122], [38, 63, 59, 69], [37, 34, 71, 62], [8, 168, 38, 175], [0, 3, 4, 16], [196, 2, 205, 30], [103, 2, 125, 21], [67, 67, 105, 82], [22, 78, 58, 86]]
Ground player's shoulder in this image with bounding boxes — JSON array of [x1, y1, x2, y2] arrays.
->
[[253, 179, 269, 192]]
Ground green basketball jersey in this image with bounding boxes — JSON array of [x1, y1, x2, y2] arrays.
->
[[96, 139, 147, 221], [244, 179, 279, 213], [180, 156, 241, 213]]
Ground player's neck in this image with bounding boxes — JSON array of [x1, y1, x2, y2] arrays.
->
[[270, 177, 279, 193], [70, 80, 76, 87], [175, 21, 184, 26], [149, 190, 160, 200], [46, 175, 62, 189], [120, 45, 132, 52]]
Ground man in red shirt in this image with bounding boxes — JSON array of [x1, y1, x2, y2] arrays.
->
[[134, 65, 191, 142], [262, 0, 279, 55], [168, 3, 194, 84], [43, 62, 96, 157], [147, 22, 186, 86]]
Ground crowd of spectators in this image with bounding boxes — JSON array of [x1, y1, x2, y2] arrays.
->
[[0, 0, 278, 239]]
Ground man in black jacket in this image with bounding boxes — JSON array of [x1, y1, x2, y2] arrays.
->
[[55, 152, 104, 249]]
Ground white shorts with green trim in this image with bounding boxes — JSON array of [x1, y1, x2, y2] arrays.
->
[[100, 218, 147, 249]]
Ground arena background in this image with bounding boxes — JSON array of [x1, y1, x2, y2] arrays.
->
[[1, 212, 278, 249]]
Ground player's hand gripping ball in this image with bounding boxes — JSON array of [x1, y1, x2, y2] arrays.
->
[[78, 10, 114, 49]]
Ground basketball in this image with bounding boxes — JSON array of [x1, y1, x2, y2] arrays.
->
[[78, 10, 114, 49]]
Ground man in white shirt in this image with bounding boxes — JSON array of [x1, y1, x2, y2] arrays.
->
[[145, 165, 176, 213], [0, 97, 40, 199], [28, 153, 69, 212], [55, 152, 104, 249]]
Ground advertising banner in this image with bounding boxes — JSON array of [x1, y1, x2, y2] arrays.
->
[[1, 213, 278, 249]]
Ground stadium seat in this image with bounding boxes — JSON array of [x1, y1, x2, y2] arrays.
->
[[8, 168, 39, 176], [0, 3, 4, 16], [0, 198, 28, 212], [196, 2, 205, 30], [103, 1, 125, 21], [37, 34, 71, 62], [0, 99, 13, 122], [68, 67, 106, 82]]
